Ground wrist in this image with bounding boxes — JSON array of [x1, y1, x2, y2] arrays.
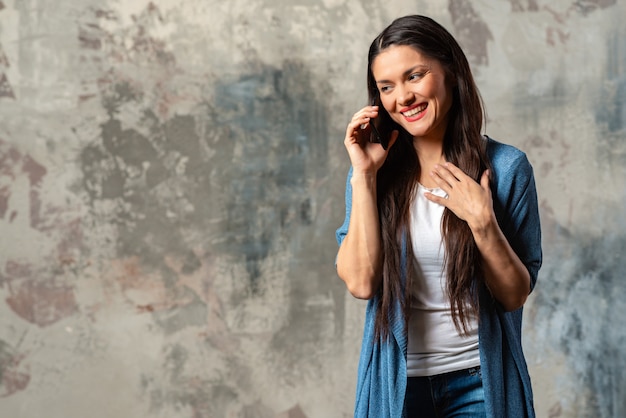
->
[[469, 213, 499, 243], [350, 170, 378, 187]]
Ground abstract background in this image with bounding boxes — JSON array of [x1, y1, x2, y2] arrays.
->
[[0, 0, 624, 417]]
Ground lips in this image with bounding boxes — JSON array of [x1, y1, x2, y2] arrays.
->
[[401, 103, 427, 119]]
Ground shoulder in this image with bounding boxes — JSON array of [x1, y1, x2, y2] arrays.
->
[[485, 136, 532, 176], [485, 136, 535, 193], [485, 136, 537, 209]]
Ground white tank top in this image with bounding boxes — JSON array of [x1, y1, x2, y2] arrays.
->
[[406, 183, 480, 377]]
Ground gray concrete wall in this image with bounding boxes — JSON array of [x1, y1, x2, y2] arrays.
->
[[0, 0, 624, 417]]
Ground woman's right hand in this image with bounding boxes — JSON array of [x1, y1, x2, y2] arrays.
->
[[344, 106, 398, 174]]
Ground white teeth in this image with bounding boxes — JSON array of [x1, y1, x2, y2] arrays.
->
[[403, 105, 427, 117]]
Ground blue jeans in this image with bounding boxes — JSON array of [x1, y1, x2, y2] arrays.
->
[[404, 366, 486, 417]]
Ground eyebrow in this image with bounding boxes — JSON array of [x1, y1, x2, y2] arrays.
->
[[375, 64, 430, 85]]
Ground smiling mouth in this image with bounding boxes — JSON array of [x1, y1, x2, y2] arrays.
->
[[402, 104, 427, 117]]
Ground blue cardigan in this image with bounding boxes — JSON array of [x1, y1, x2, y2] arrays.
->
[[336, 137, 542, 417]]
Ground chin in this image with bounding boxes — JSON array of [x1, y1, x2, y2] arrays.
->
[[404, 127, 429, 138]]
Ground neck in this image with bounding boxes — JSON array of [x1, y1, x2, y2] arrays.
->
[[414, 135, 445, 164], [414, 136, 446, 187]]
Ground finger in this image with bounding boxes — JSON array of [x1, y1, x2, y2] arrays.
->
[[348, 111, 378, 138], [431, 164, 459, 189], [351, 115, 372, 128], [345, 118, 370, 143], [423, 191, 449, 207], [353, 106, 379, 123], [442, 162, 469, 181], [429, 171, 450, 193]]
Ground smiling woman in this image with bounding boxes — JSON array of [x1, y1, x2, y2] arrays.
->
[[335, 15, 542, 418]]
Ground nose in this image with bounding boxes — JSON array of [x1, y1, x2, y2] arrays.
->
[[397, 86, 415, 107]]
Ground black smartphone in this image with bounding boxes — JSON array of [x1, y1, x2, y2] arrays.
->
[[367, 97, 390, 150]]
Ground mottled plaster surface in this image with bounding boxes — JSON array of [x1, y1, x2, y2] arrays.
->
[[0, 0, 624, 417]]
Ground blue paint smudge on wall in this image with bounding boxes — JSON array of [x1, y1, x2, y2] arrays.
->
[[212, 62, 328, 287], [531, 229, 626, 417]]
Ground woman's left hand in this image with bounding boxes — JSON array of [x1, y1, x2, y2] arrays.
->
[[425, 162, 533, 311], [424, 162, 493, 233]]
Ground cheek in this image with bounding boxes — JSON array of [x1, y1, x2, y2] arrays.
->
[[420, 80, 441, 99]]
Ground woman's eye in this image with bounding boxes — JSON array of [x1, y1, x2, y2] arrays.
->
[[380, 86, 391, 93], [409, 73, 424, 81]]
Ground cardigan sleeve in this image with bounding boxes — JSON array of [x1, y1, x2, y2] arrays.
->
[[336, 166, 353, 247], [335, 165, 408, 418], [487, 139, 543, 291], [481, 137, 542, 418]]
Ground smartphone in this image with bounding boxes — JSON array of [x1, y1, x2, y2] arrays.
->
[[366, 97, 389, 150]]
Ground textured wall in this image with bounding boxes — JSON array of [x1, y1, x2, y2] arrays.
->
[[0, 0, 624, 417]]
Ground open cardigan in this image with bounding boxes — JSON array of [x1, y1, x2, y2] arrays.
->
[[336, 137, 542, 417]]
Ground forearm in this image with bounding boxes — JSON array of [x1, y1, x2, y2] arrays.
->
[[471, 215, 531, 311], [336, 171, 383, 299]]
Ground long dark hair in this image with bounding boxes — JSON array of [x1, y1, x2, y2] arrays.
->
[[367, 15, 492, 339]]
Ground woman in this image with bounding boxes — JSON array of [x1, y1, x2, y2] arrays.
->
[[335, 15, 542, 417]]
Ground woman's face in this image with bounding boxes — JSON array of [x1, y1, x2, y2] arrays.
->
[[371, 45, 453, 143]]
